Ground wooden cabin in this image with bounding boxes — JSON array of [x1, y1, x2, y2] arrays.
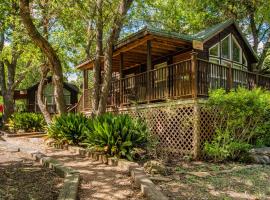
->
[[76, 19, 270, 159], [14, 77, 79, 113]]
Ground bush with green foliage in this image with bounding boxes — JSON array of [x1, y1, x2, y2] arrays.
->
[[83, 113, 148, 161], [8, 112, 45, 132], [47, 113, 88, 145], [204, 87, 270, 162]]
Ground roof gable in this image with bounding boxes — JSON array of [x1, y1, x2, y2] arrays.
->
[[193, 19, 258, 61]]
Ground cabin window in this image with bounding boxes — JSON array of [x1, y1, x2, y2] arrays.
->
[[64, 95, 71, 105], [232, 36, 241, 63], [44, 84, 54, 105], [46, 96, 54, 105], [209, 43, 219, 57], [209, 34, 249, 70], [64, 89, 71, 105], [221, 35, 230, 59]]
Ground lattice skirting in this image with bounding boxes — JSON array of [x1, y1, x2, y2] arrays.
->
[[117, 100, 215, 160]]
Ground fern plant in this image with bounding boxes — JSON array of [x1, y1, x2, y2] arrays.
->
[[83, 113, 148, 160], [47, 113, 88, 145]]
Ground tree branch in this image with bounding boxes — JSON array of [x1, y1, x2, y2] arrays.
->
[[11, 60, 32, 90]]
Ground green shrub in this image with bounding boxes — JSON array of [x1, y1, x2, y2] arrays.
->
[[8, 112, 45, 132], [83, 113, 148, 161], [47, 113, 88, 145], [204, 87, 270, 161]]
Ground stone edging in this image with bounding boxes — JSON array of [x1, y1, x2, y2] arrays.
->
[[52, 144, 168, 200], [0, 130, 45, 137], [21, 150, 80, 200]]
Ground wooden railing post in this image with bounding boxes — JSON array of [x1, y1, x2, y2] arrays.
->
[[147, 40, 152, 103], [191, 51, 198, 98], [227, 65, 233, 90], [82, 70, 88, 110], [119, 53, 124, 106], [256, 73, 259, 87]]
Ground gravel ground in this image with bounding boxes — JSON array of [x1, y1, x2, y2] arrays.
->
[[3, 136, 145, 200], [0, 144, 63, 200]]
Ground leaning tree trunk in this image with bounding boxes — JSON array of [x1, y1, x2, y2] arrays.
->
[[97, 0, 133, 115], [19, 0, 66, 114], [37, 65, 52, 124]]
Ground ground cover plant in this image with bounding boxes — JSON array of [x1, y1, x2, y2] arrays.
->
[[47, 112, 148, 160], [8, 112, 46, 132], [204, 87, 270, 161], [47, 113, 88, 145], [83, 113, 148, 161]]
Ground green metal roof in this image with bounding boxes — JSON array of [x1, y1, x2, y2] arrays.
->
[[193, 19, 235, 40], [116, 19, 258, 61]]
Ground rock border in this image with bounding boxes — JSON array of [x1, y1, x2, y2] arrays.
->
[[20, 149, 80, 200], [51, 143, 168, 200], [0, 129, 45, 137]]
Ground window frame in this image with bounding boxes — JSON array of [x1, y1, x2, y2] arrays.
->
[[221, 34, 231, 60], [231, 35, 242, 64], [209, 43, 220, 57]]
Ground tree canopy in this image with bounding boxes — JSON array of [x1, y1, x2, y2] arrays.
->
[[0, 0, 269, 119]]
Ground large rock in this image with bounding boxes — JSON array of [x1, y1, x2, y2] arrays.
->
[[249, 147, 270, 164]]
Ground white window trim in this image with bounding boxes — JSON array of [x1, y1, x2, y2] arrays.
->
[[243, 54, 247, 67], [209, 57, 220, 64], [231, 35, 242, 64], [221, 34, 231, 60], [209, 43, 220, 57]]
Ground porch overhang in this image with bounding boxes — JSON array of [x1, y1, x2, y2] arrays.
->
[[76, 27, 193, 72]]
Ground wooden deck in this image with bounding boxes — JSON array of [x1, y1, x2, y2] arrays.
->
[[105, 58, 270, 108], [79, 57, 270, 112]]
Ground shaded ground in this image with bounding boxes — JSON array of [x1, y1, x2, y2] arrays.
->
[[151, 161, 270, 200], [2, 137, 145, 200], [0, 146, 63, 200]]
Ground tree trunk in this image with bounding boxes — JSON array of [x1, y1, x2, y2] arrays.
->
[[97, 0, 133, 115], [37, 65, 52, 124], [257, 36, 270, 70], [250, 13, 259, 53], [0, 32, 18, 123], [92, 0, 103, 115], [19, 0, 66, 114]]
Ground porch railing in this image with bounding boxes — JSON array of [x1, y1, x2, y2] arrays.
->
[[107, 58, 270, 108]]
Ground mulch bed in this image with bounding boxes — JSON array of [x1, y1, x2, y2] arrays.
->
[[150, 161, 270, 200], [0, 159, 63, 200]]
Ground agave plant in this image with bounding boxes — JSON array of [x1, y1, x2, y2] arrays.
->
[[83, 113, 148, 160], [47, 113, 88, 145]]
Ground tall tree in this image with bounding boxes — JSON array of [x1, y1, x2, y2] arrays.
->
[[97, 0, 133, 114], [0, 1, 34, 122], [19, 0, 66, 114]]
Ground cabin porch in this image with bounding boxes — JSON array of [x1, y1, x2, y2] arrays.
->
[[79, 56, 270, 113]]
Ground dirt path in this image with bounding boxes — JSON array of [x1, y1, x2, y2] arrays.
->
[[0, 142, 63, 200], [2, 137, 145, 200]]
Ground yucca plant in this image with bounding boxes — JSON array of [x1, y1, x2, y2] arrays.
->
[[47, 113, 89, 145], [83, 113, 148, 160]]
